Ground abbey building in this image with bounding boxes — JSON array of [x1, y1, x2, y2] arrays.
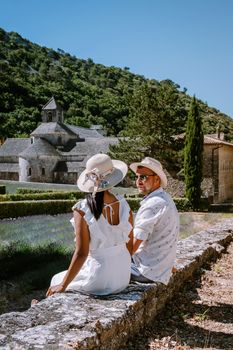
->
[[0, 98, 118, 184]]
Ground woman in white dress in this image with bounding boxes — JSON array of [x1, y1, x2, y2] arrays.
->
[[46, 154, 133, 296]]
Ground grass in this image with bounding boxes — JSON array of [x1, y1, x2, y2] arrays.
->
[[0, 179, 138, 195], [194, 308, 210, 322], [179, 212, 233, 239], [0, 242, 71, 314], [0, 240, 72, 279], [0, 179, 79, 193]]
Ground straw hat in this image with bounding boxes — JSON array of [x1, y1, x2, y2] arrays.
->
[[130, 157, 167, 188], [77, 153, 128, 193]]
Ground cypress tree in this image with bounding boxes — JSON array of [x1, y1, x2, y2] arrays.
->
[[184, 96, 203, 210]]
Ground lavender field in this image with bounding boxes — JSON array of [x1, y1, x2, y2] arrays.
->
[[0, 212, 232, 250], [0, 213, 74, 250]]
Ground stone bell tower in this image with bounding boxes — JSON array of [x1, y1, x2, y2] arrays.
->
[[41, 97, 64, 123]]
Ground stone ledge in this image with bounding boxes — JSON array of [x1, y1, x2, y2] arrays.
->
[[1, 218, 233, 350]]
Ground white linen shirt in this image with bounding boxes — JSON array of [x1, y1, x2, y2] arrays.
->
[[132, 187, 179, 284]]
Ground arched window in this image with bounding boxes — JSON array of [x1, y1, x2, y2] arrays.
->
[[42, 168, 45, 176], [48, 112, 52, 122], [28, 168, 31, 176]]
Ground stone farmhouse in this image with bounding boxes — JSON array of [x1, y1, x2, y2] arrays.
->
[[175, 131, 233, 204], [203, 133, 233, 203], [0, 97, 118, 184]]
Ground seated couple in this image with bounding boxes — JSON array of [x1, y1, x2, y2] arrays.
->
[[36, 154, 179, 301]]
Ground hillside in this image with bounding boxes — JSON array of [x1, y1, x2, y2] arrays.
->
[[0, 27, 233, 140]]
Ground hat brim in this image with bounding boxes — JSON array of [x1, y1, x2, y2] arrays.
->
[[77, 159, 128, 193], [130, 162, 168, 188]]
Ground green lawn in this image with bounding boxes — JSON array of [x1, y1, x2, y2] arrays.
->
[[0, 180, 138, 195], [0, 180, 79, 193]]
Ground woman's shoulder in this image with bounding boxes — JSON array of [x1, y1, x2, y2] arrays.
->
[[72, 198, 94, 225], [72, 198, 88, 212]]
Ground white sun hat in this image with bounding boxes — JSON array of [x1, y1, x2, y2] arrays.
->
[[77, 153, 128, 194], [130, 157, 168, 188]]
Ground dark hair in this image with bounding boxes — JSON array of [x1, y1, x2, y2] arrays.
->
[[86, 191, 104, 220]]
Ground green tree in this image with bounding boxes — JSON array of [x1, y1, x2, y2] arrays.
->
[[110, 80, 187, 169], [184, 96, 203, 210]]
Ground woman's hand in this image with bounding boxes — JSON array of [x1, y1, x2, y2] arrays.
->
[[46, 283, 66, 297]]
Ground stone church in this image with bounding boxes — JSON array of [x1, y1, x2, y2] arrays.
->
[[0, 97, 118, 184]]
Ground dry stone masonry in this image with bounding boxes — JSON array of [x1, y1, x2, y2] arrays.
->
[[1, 218, 233, 350]]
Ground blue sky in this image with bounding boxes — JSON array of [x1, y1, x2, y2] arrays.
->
[[1, 0, 233, 117]]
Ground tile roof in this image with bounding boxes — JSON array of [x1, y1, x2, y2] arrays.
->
[[204, 135, 233, 147], [0, 138, 31, 156], [31, 122, 77, 137], [66, 124, 104, 138], [42, 97, 61, 110], [66, 137, 118, 155], [19, 138, 60, 158]]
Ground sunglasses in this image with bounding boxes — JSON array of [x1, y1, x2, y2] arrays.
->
[[134, 174, 156, 182]]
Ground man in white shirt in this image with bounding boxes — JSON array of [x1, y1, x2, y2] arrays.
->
[[130, 157, 179, 285]]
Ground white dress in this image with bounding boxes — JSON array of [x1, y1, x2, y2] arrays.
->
[[50, 195, 132, 295]]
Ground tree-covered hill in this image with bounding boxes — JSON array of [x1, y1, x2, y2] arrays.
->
[[0, 27, 233, 141]]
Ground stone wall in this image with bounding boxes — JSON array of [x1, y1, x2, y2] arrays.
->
[[0, 172, 18, 181], [203, 144, 233, 203], [1, 219, 233, 350], [219, 146, 233, 202]]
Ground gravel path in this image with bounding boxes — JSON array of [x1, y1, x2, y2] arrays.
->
[[125, 241, 233, 350]]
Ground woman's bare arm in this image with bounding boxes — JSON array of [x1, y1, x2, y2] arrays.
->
[[126, 210, 134, 255], [46, 209, 90, 296]]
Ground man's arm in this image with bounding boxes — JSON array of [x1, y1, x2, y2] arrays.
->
[[132, 201, 165, 255]]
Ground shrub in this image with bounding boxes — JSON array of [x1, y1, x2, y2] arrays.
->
[[127, 198, 141, 211], [173, 198, 192, 211], [0, 191, 84, 202], [0, 200, 77, 219], [173, 197, 210, 211], [16, 188, 55, 194], [0, 185, 6, 194], [127, 197, 195, 212]]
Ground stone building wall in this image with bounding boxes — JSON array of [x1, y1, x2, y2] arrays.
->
[[202, 144, 233, 203], [203, 144, 215, 177], [0, 171, 18, 181], [218, 145, 233, 202], [19, 156, 59, 183], [53, 171, 78, 184], [202, 144, 220, 202]]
